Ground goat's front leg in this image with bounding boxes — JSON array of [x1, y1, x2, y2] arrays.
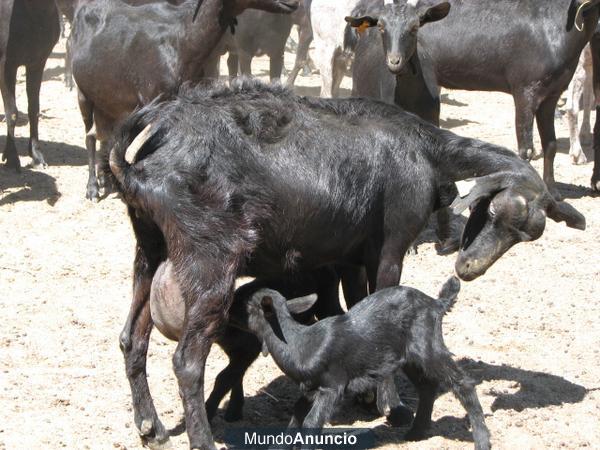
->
[[377, 376, 414, 427], [120, 244, 169, 448], [205, 328, 261, 422], [299, 387, 342, 448], [403, 363, 438, 441], [172, 258, 237, 450], [444, 360, 490, 450]]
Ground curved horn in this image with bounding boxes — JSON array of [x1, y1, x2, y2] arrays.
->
[[125, 124, 154, 164]]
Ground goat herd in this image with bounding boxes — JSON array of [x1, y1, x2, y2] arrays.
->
[[1, 0, 598, 449]]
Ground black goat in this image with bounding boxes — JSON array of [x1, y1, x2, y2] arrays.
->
[[1, 0, 59, 170], [346, 0, 600, 198], [225, 9, 294, 81], [54, 0, 185, 91], [148, 260, 344, 428], [590, 29, 600, 192], [108, 79, 584, 450], [243, 278, 490, 449], [69, 0, 297, 200]]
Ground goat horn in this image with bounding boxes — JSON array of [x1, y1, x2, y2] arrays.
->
[[575, 0, 592, 31], [125, 124, 154, 164]]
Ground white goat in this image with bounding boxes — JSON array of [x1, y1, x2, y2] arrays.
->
[[310, 0, 360, 97], [565, 44, 594, 165]]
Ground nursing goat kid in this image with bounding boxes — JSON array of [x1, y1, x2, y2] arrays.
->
[[108, 79, 584, 450], [244, 278, 490, 449]]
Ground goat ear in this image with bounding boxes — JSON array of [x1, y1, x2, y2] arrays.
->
[[345, 16, 379, 34], [260, 296, 275, 316], [451, 174, 508, 214], [546, 200, 586, 230], [419, 2, 450, 26], [286, 294, 318, 315]]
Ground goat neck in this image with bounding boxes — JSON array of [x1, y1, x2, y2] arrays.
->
[[180, 0, 234, 80], [432, 130, 537, 182]]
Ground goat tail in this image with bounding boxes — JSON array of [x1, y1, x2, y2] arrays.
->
[[437, 276, 460, 314]]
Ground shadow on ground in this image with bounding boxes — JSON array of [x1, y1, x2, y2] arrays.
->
[[0, 165, 60, 206], [207, 358, 586, 446], [0, 136, 86, 167]]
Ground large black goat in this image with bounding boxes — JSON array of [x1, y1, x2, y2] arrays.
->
[[149, 260, 344, 426], [108, 79, 584, 449], [1, 0, 59, 170], [346, 0, 600, 197], [243, 278, 491, 449], [70, 0, 297, 200]]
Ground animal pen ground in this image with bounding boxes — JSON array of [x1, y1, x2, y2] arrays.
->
[[1, 37, 599, 449]]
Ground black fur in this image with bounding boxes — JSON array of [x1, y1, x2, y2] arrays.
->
[[109, 79, 584, 450], [347, 0, 600, 196], [243, 277, 491, 449]]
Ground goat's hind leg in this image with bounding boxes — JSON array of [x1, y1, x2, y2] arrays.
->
[[205, 327, 261, 422], [298, 387, 342, 449], [78, 89, 99, 201], [25, 62, 47, 168], [445, 359, 490, 450], [1, 62, 20, 170], [120, 212, 169, 448], [402, 363, 439, 441]]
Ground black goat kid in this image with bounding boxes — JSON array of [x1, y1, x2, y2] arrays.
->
[[244, 277, 491, 449]]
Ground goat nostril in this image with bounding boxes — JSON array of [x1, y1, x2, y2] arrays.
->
[[388, 57, 400, 66]]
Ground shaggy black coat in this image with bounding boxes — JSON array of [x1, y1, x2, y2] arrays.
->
[[243, 277, 491, 449], [109, 79, 584, 450]]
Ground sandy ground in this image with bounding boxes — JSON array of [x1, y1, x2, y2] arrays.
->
[[1, 34, 599, 450]]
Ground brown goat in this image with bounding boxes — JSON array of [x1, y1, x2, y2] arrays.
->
[[1, 0, 59, 170], [69, 0, 298, 200]]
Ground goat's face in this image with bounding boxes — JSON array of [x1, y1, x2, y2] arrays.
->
[[453, 174, 586, 281], [345, 0, 450, 75]]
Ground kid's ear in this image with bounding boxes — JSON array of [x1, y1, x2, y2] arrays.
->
[[261, 296, 274, 316], [286, 293, 318, 315]]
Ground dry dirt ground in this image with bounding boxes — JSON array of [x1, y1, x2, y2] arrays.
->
[[1, 35, 599, 450]]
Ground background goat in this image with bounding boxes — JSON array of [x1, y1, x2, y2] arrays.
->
[[70, 0, 297, 200], [1, 0, 59, 170], [346, 0, 600, 198]]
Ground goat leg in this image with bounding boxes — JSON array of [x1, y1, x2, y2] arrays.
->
[[0, 62, 20, 170], [26, 62, 47, 168], [403, 363, 438, 441], [377, 376, 414, 427]]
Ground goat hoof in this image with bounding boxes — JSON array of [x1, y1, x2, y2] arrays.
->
[[386, 404, 414, 427], [224, 408, 243, 422], [404, 427, 427, 442], [531, 147, 543, 160], [569, 152, 588, 165], [86, 185, 100, 202], [435, 238, 460, 256], [592, 177, 600, 192], [141, 433, 172, 450], [3, 155, 21, 171], [137, 419, 171, 450]]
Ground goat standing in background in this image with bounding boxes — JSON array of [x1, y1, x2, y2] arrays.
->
[[244, 278, 491, 449], [70, 0, 298, 200], [1, 0, 59, 170]]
